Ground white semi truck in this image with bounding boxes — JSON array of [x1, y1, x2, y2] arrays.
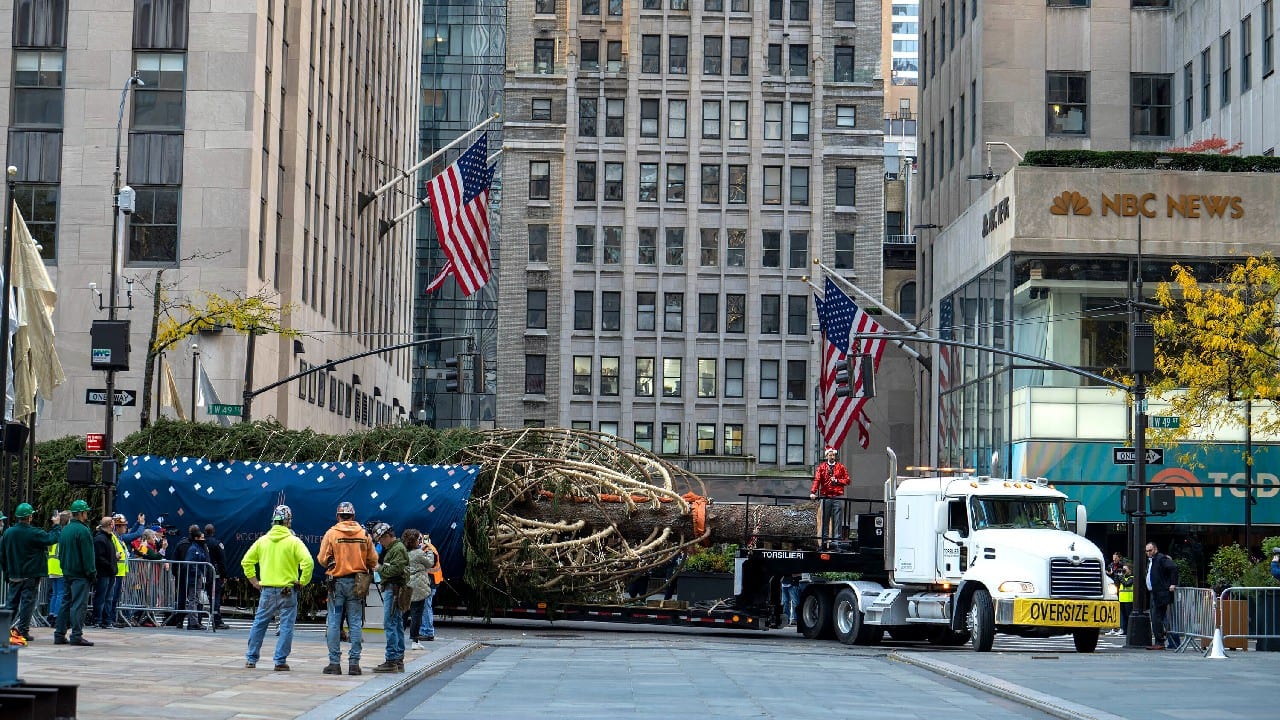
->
[[787, 449, 1120, 652]]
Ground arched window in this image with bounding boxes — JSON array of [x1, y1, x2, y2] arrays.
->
[[899, 281, 917, 318]]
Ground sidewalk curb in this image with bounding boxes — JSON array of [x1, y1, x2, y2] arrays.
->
[[298, 640, 484, 720], [889, 651, 1127, 720]]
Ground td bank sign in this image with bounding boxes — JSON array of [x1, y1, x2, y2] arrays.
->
[[1049, 189, 1245, 220]]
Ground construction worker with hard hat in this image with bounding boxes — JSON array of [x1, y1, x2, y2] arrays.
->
[[54, 499, 97, 646], [0, 502, 65, 645]]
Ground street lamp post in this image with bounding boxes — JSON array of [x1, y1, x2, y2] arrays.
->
[[101, 73, 144, 515], [190, 343, 199, 419], [0, 165, 17, 514]]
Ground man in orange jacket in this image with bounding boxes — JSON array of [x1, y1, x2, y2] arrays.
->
[[810, 447, 850, 546], [317, 502, 379, 676]]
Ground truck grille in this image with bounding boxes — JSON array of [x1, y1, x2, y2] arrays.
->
[[1050, 559, 1103, 598]]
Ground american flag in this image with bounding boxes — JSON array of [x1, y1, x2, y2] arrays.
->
[[425, 134, 495, 297], [937, 296, 958, 462], [816, 278, 886, 451]]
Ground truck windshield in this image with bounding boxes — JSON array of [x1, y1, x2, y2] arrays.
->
[[969, 497, 1069, 531]]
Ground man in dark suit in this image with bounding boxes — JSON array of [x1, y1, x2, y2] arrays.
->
[[1145, 541, 1178, 650]]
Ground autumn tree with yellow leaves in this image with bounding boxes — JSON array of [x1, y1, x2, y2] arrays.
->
[[1150, 256, 1280, 443]]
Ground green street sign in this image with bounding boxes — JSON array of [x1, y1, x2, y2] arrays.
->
[[1150, 416, 1181, 429], [208, 403, 243, 416]]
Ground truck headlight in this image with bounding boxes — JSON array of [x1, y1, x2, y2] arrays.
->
[[997, 581, 1036, 594]]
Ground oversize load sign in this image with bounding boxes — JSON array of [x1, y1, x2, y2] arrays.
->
[[1012, 599, 1119, 628]]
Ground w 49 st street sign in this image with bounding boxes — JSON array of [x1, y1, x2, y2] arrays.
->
[[1112, 447, 1165, 465]]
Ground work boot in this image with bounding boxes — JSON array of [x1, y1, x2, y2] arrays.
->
[[348, 663, 362, 676], [322, 663, 343, 675], [9, 628, 28, 646], [53, 636, 68, 645], [372, 660, 402, 673], [70, 637, 94, 646]]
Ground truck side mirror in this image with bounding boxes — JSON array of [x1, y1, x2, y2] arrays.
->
[[1074, 504, 1088, 536], [935, 501, 949, 535]]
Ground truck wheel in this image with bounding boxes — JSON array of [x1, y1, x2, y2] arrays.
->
[[1073, 628, 1099, 653], [833, 588, 861, 645], [799, 589, 833, 640], [969, 588, 996, 652]]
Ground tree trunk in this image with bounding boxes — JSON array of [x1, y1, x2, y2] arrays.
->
[[512, 497, 818, 546], [139, 271, 164, 428]]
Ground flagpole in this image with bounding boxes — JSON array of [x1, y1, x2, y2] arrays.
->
[[803, 276, 925, 364], [358, 113, 500, 214], [813, 259, 933, 343], [379, 147, 506, 238]]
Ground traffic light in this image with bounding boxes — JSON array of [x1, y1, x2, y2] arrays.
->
[[833, 355, 876, 399], [859, 354, 876, 400], [472, 353, 486, 394], [444, 355, 462, 393], [832, 358, 854, 398]]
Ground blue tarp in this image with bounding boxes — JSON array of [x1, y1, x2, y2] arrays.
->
[[115, 456, 478, 581]]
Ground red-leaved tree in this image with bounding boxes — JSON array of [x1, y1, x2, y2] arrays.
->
[[1166, 136, 1244, 155]]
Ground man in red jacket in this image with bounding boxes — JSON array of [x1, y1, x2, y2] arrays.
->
[[810, 447, 850, 546]]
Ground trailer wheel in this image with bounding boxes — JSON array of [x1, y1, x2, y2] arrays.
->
[[969, 588, 995, 652], [833, 588, 883, 645], [799, 588, 834, 640], [1072, 628, 1099, 653]]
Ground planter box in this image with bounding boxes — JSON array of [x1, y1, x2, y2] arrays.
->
[[675, 572, 734, 603]]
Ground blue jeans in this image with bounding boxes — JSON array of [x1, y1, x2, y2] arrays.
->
[[382, 587, 405, 662], [10, 578, 40, 633], [419, 587, 435, 639], [246, 587, 298, 667], [55, 577, 91, 641], [781, 584, 801, 623], [93, 576, 114, 626], [48, 577, 65, 618], [326, 577, 365, 664]]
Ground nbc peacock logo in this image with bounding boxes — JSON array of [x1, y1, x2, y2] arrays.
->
[[1152, 467, 1204, 498], [1049, 190, 1092, 216]]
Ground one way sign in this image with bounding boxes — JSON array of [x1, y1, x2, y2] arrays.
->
[[1112, 447, 1164, 466], [85, 388, 138, 407]]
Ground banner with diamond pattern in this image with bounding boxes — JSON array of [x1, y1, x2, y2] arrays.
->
[[116, 456, 479, 581]]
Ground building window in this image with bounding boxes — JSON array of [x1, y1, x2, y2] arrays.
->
[[529, 161, 550, 199], [762, 230, 781, 267], [668, 99, 687, 138], [573, 356, 593, 395], [663, 358, 682, 397], [667, 163, 686, 202], [1046, 71, 1088, 134], [790, 102, 810, 139], [576, 226, 595, 264], [607, 40, 622, 71], [764, 102, 783, 140], [669, 35, 689, 74], [665, 228, 685, 265], [642, 35, 661, 73], [787, 295, 807, 334], [707, 0, 723, 11], [721, 425, 743, 456], [580, 40, 600, 71], [640, 99, 659, 137], [704, 36, 723, 75], [1243, 16, 1254, 93], [786, 360, 806, 400], [836, 105, 857, 128], [697, 359, 717, 398], [835, 168, 856, 206], [730, 37, 750, 76], [760, 359, 779, 399], [789, 167, 809, 206], [11, 50, 64, 127], [12, 184, 57, 260], [1183, 62, 1193, 132], [728, 100, 748, 139], [535, 0, 555, 11], [638, 228, 657, 265], [1267, 1, 1276, 76], [583, 0, 600, 14], [835, 232, 855, 269], [637, 292, 656, 331], [789, 44, 808, 77], [534, 39, 555, 74], [527, 289, 547, 329], [671, 0, 688, 9], [579, 97, 598, 136], [603, 162, 623, 201], [761, 295, 781, 334], [525, 354, 546, 394], [661, 423, 681, 455], [785, 426, 805, 464], [577, 161, 597, 201], [726, 294, 745, 333], [1201, 47, 1212, 120], [763, 166, 782, 204], [1131, 73, 1171, 137], [767, 44, 782, 75], [574, 289, 593, 329], [635, 422, 653, 451], [728, 165, 747, 203], [702, 100, 721, 138], [787, 231, 808, 268], [732, 0, 749, 10], [727, 229, 746, 267], [636, 358, 655, 396], [696, 424, 716, 454], [602, 226, 622, 264], [132, 52, 185, 130], [790, 0, 808, 20], [700, 164, 721, 203], [699, 293, 718, 333], [759, 425, 778, 463], [531, 97, 552, 120], [834, 46, 855, 82], [700, 228, 719, 266], [639, 163, 658, 201], [664, 292, 684, 331], [600, 356, 620, 395], [770, 0, 783, 19], [605, 98, 625, 136], [128, 186, 180, 263], [1221, 32, 1232, 107], [899, 281, 917, 317], [725, 359, 744, 398]]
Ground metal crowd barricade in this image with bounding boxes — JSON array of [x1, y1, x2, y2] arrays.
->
[[1218, 586, 1280, 653], [116, 558, 217, 631], [1166, 586, 1217, 653]]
